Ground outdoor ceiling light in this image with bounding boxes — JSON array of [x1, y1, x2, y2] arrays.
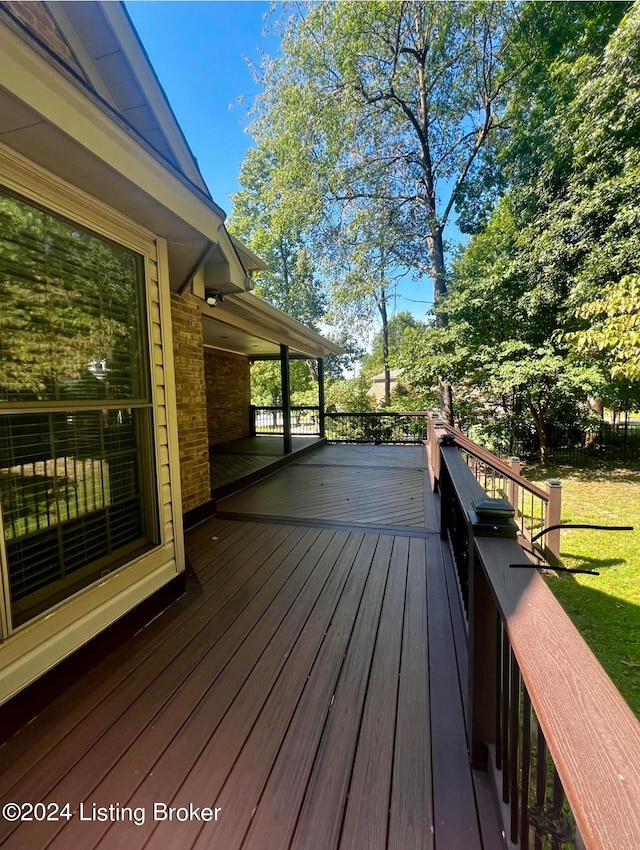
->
[[204, 288, 223, 308]]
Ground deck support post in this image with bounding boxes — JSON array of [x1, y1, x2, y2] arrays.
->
[[318, 358, 325, 438], [280, 344, 292, 454]]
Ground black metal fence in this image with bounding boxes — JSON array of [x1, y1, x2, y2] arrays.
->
[[508, 421, 640, 463]]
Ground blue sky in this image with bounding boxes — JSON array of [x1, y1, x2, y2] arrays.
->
[[125, 1, 446, 324]]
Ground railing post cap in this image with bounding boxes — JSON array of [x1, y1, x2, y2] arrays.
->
[[508, 456, 521, 463], [438, 433, 456, 447], [547, 478, 562, 488]]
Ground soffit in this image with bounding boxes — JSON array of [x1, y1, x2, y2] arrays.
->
[[0, 86, 209, 288], [202, 320, 282, 358], [201, 294, 344, 360]]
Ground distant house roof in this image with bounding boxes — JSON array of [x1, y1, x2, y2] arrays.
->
[[369, 368, 404, 383]]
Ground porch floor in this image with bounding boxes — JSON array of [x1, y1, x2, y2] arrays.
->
[[0, 445, 502, 850], [210, 435, 324, 498], [218, 443, 435, 530]]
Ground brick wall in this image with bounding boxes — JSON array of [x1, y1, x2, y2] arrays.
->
[[2, 2, 85, 78], [170, 293, 210, 513], [204, 350, 251, 445]]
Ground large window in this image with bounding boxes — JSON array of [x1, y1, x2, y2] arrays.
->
[[0, 188, 158, 627]]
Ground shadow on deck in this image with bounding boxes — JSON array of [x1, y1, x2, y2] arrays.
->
[[210, 435, 325, 499], [0, 445, 504, 850]]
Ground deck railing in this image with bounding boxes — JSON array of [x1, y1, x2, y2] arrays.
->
[[250, 405, 320, 436], [430, 421, 640, 850], [324, 411, 428, 444], [249, 407, 429, 444], [427, 414, 561, 563]]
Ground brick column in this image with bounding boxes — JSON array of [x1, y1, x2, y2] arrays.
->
[[170, 293, 210, 513]]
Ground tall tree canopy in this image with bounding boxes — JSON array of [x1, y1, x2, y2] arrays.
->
[[228, 144, 325, 330], [246, 0, 524, 422], [399, 1, 640, 455]]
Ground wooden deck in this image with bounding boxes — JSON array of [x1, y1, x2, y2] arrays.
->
[[0, 445, 502, 849], [219, 443, 436, 531]]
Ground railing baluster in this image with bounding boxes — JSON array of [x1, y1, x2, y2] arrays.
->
[[534, 717, 547, 850], [509, 649, 520, 844], [495, 614, 503, 771], [521, 687, 532, 849], [502, 629, 511, 804]]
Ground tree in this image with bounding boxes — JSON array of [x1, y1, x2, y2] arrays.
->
[[420, 2, 640, 457], [361, 311, 424, 377], [326, 198, 409, 406], [555, 4, 640, 385], [249, 1, 525, 422], [397, 192, 605, 459], [228, 144, 326, 331]]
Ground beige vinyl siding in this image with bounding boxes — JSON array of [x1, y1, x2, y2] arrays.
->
[[0, 144, 184, 705]]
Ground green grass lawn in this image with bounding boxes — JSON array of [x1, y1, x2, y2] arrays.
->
[[524, 460, 640, 718]]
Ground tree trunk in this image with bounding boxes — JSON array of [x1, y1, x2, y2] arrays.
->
[[526, 397, 549, 464], [428, 227, 454, 425], [376, 283, 391, 407]]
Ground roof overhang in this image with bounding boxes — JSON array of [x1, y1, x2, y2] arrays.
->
[[0, 15, 250, 294], [201, 293, 344, 360]]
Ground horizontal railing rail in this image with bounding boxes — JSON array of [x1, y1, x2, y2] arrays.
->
[[324, 411, 428, 444], [435, 436, 640, 850]]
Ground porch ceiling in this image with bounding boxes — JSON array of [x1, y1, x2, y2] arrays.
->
[[203, 319, 281, 358], [202, 296, 344, 360]]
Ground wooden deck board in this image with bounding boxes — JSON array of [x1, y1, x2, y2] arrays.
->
[[297, 444, 425, 469], [388, 536, 433, 850], [233, 533, 385, 850], [1, 525, 321, 849], [0, 446, 502, 850], [210, 436, 325, 492], [338, 535, 409, 850], [0, 521, 287, 801], [72, 530, 350, 850], [426, 534, 483, 849], [219, 464, 427, 528], [290, 534, 394, 850]]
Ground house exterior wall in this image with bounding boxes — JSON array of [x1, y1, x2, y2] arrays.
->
[[0, 143, 184, 706], [204, 349, 251, 445], [170, 292, 211, 512]]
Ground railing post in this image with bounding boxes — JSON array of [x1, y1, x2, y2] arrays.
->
[[280, 344, 292, 454], [545, 479, 562, 563], [508, 456, 520, 519], [249, 404, 256, 437], [428, 413, 446, 490], [317, 358, 326, 438]]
